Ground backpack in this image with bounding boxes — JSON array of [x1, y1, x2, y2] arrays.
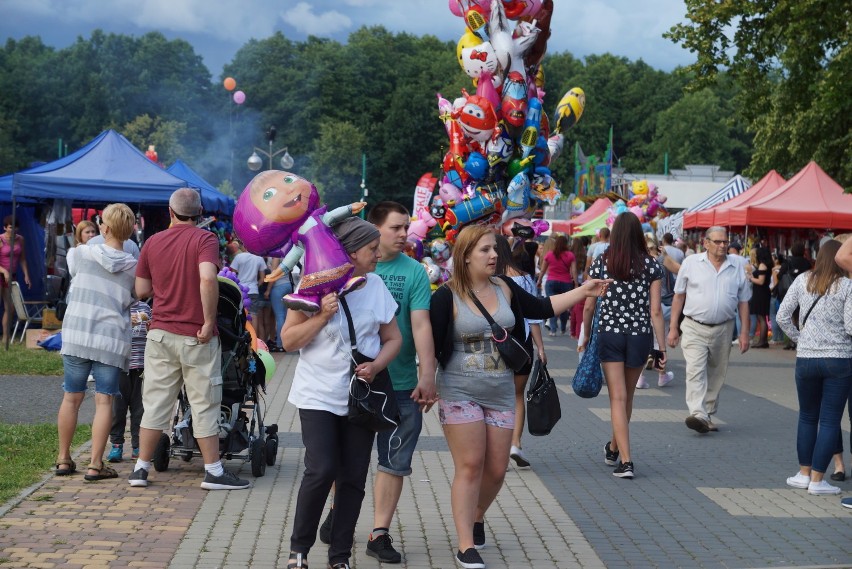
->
[[775, 272, 794, 301]]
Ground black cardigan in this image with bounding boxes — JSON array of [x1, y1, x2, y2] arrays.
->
[[430, 275, 556, 368]]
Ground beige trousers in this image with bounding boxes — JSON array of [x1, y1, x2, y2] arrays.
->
[[681, 318, 735, 422]]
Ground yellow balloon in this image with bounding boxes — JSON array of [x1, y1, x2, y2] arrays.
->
[[456, 30, 483, 69], [555, 87, 586, 133]]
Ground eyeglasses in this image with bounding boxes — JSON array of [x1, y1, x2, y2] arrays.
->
[[706, 238, 730, 246]]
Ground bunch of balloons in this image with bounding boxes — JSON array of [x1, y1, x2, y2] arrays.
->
[[424, 0, 585, 243], [223, 76, 246, 105], [219, 266, 251, 313], [625, 180, 670, 228]]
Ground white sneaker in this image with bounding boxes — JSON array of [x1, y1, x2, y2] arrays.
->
[[636, 374, 649, 389], [657, 371, 674, 387], [509, 445, 530, 468], [808, 480, 841, 495], [786, 472, 811, 489]]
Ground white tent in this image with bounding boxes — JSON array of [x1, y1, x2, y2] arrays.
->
[[655, 175, 751, 240]]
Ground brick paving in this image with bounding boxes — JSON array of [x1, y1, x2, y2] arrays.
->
[[2, 337, 852, 568]]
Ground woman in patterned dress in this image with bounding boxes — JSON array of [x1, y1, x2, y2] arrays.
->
[[580, 212, 667, 479]]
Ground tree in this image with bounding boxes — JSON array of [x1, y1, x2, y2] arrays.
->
[[666, 0, 851, 188], [309, 119, 366, 206], [121, 114, 187, 165]]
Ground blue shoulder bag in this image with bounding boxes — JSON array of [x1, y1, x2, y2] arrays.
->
[[572, 299, 603, 398]]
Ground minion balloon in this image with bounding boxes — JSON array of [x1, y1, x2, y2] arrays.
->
[[554, 87, 586, 134]]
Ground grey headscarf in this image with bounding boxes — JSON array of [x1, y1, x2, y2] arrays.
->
[[332, 217, 380, 254]]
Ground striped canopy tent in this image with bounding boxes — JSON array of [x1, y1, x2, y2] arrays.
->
[[681, 175, 751, 229], [655, 210, 685, 241]]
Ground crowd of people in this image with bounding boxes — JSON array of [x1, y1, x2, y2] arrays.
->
[[2, 187, 851, 569]]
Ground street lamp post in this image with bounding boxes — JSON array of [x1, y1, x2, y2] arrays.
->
[[247, 125, 294, 172]]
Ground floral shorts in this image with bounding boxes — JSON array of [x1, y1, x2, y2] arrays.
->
[[438, 400, 515, 429]]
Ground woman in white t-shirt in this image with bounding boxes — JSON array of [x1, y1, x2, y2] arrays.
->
[[281, 217, 402, 569]]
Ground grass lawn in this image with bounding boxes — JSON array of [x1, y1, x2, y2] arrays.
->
[[0, 342, 64, 376], [0, 423, 92, 505]]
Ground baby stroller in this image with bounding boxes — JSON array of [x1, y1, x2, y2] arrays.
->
[[152, 276, 279, 477]]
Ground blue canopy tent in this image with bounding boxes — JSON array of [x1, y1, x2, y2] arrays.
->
[[12, 130, 187, 204], [166, 160, 235, 215]]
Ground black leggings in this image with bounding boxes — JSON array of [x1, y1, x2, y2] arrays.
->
[[290, 409, 375, 565], [110, 368, 144, 448]]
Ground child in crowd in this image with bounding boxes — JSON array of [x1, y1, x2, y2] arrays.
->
[[108, 299, 152, 462]]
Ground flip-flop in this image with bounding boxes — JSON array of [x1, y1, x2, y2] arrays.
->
[[84, 463, 118, 481], [55, 458, 76, 476]]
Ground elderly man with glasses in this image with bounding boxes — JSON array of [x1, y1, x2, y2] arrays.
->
[[667, 227, 752, 434]]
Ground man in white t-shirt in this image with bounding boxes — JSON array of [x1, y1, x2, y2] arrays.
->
[[584, 227, 610, 280]]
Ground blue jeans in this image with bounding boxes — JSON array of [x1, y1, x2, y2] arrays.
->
[[770, 298, 784, 342], [795, 358, 852, 472], [62, 354, 121, 395], [269, 278, 293, 349], [376, 389, 422, 476], [545, 280, 574, 333]]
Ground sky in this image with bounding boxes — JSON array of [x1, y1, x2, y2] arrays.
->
[[0, 0, 696, 76]]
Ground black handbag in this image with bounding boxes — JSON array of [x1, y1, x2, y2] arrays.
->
[[469, 292, 530, 372], [526, 360, 562, 436], [339, 298, 400, 432]]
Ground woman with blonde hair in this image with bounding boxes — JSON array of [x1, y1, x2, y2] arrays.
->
[[56, 203, 138, 480], [430, 226, 607, 568], [778, 239, 852, 496]]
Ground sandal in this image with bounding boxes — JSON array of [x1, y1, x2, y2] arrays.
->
[[84, 462, 118, 481], [55, 458, 76, 476], [287, 552, 308, 569]]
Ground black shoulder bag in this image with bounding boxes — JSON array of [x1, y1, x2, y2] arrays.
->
[[526, 359, 562, 435], [339, 297, 400, 432], [798, 295, 823, 331], [468, 288, 531, 372]]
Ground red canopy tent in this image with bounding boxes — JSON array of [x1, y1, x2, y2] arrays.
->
[[689, 170, 786, 228], [740, 162, 852, 229], [549, 197, 612, 234]]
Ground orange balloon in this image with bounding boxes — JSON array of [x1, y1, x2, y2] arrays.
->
[[223, 77, 236, 91], [245, 320, 258, 350]]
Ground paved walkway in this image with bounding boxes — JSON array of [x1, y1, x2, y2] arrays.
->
[[1, 336, 851, 568]]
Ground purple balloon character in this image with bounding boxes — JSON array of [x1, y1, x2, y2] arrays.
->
[[233, 170, 367, 312]]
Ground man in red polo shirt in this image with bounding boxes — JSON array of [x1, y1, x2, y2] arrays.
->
[[129, 188, 250, 490]]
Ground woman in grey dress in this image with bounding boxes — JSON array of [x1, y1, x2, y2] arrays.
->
[[430, 226, 608, 569]]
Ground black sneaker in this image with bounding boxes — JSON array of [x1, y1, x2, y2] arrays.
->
[[604, 442, 619, 466], [613, 461, 634, 479], [473, 521, 486, 550], [200, 470, 251, 490], [319, 508, 334, 545], [366, 533, 402, 563], [128, 467, 149, 487], [456, 548, 485, 569]]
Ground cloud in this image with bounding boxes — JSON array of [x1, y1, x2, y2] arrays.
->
[[280, 3, 353, 36]]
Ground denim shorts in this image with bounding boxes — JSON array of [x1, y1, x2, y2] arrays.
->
[[598, 331, 653, 369], [62, 354, 121, 395], [376, 389, 422, 476]]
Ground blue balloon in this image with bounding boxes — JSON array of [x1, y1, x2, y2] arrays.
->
[[464, 152, 488, 180]]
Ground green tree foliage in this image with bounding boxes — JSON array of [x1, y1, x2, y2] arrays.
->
[[666, 0, 851, 188], [120, 114, 187, 165], [0, 25, 784, 204]]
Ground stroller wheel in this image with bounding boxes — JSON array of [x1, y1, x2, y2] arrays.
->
[[180, 450, 193, 462], [153, 433, 171, 472], [265, 435, 278, 466], [251, 438, 267, 477]]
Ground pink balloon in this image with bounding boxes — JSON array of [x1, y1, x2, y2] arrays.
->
[[476, 71, 502, 112], [233, 90, 246, 105]]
